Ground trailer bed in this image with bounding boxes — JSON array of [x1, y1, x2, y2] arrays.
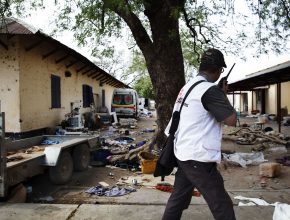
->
[[6, 136, 96, 169], [7, 151, 45, 169], [1, 132, 99, 198]]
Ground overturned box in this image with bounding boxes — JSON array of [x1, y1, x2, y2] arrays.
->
[[259, 162, 281, 177]]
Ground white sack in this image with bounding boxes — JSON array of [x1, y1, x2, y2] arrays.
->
[[222, 152, 267, 168], [273, 203, 290, 220]]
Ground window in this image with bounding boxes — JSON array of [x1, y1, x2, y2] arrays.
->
[[112, 94, 133, 105], [82, 84, 93, 107], [51, 74, 61, 108]]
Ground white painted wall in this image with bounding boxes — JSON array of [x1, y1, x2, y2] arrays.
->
[[281, 81, 290, 113], [0, 36, 21, 132], [265, 84, 277, 114]]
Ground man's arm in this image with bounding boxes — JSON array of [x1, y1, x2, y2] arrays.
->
[[201, 85, 237, 125], [221, 81, 237, 126], [223, 112, 237, 126]]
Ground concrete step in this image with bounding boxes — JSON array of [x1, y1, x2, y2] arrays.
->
[[0, 203, 275, 220]]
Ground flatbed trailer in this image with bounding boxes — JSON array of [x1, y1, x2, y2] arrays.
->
[[0, 112, 98, 198]]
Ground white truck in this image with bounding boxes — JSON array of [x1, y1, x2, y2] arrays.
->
[[111, 88, 140, 118], [0, 112, 98, 198]]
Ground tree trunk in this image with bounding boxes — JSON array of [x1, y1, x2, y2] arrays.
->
[[111, 1, 186, 148], [144, 2, 186, 147]]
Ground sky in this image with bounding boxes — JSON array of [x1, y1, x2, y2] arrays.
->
[[17, 1, 290, 84]]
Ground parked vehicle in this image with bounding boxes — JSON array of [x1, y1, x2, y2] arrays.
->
[[111, 88, 139, 118], [0, 112, 98, 198]]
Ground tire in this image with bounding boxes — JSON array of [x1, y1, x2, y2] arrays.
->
[[49, 151, 73, 185], [72, 144, 90, 171]]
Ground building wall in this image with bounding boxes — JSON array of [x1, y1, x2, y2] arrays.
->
[[281, 81, 290, 113], [17, 35, 115, 132], [255, 82, 290, 115], [97, 84, 115, 113], [0, 36, 21, 132], [265, 84, 277, 114]]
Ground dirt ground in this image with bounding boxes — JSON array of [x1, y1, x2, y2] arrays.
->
[[24, 113, 290, 205]]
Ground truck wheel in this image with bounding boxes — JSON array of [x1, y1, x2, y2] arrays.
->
[[49, 151, 73, 185], [73, 144, 90, 171]]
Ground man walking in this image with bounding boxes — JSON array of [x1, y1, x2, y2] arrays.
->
[[162, 48, 237, 220]]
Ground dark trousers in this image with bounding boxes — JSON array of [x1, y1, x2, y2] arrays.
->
[[162, 159, 236, 220]]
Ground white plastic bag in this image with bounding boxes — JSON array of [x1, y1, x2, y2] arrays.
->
[[222, 152, 267, 168], [273, 203, 290, 220]]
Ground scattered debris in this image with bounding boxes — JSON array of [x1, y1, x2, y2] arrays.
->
[[114, 136, 135, 144], [7, 155, 24, 162], [99, 182, 110, 187], [85, 185, 136, 197], [153, 183, 201, 197], [41, 139, 61, 145], [132, 179, 138, 185], [142, 128, 155, 133], [259, 162, 282, 178], [273, 203, 290, 220], [117, 174, 175, 187], [224, 128, 289, 147], [107, 143, 150, 164], [276, 156, 290, 166], [139, 109, 153, 118], [222, 152, 267, 168], [24, 146, 44, 153], [267, 146, 287, 154], [6, 145, 47, 162], [36, 196, 54, 203], [235, 195, 290, 219], [119, 118, 138, 128], [234, 195, 273, 206]]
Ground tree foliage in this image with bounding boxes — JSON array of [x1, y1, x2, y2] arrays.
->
[[2, 1, 289, 72], [133, 75, 155, 100]]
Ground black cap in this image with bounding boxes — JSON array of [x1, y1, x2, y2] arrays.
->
[[201, 48, 227, 68]]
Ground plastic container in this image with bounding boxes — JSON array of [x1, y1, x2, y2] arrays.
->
[[138, 151, 157, 174]]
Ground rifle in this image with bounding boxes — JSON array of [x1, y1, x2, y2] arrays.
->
[[218, 63, 236, 88]]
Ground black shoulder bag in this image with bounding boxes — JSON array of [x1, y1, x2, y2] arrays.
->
[[153, 80, 205, 177]]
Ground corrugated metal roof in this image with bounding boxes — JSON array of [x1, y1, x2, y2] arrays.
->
[[246, 60, 290, 78], [228, 60, 290, 91], [0, 17, 129, 88]]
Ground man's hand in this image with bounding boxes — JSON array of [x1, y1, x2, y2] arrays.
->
[[218, 77, 228, 93]]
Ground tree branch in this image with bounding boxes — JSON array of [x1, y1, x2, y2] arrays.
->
[[183, 6, 210, 44], [281, 0, 290, 26], [103, 0, 154, 59], [78, 18, 99, 29]]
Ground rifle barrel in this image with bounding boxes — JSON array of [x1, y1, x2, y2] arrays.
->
[[226, 63, 236, 78]]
